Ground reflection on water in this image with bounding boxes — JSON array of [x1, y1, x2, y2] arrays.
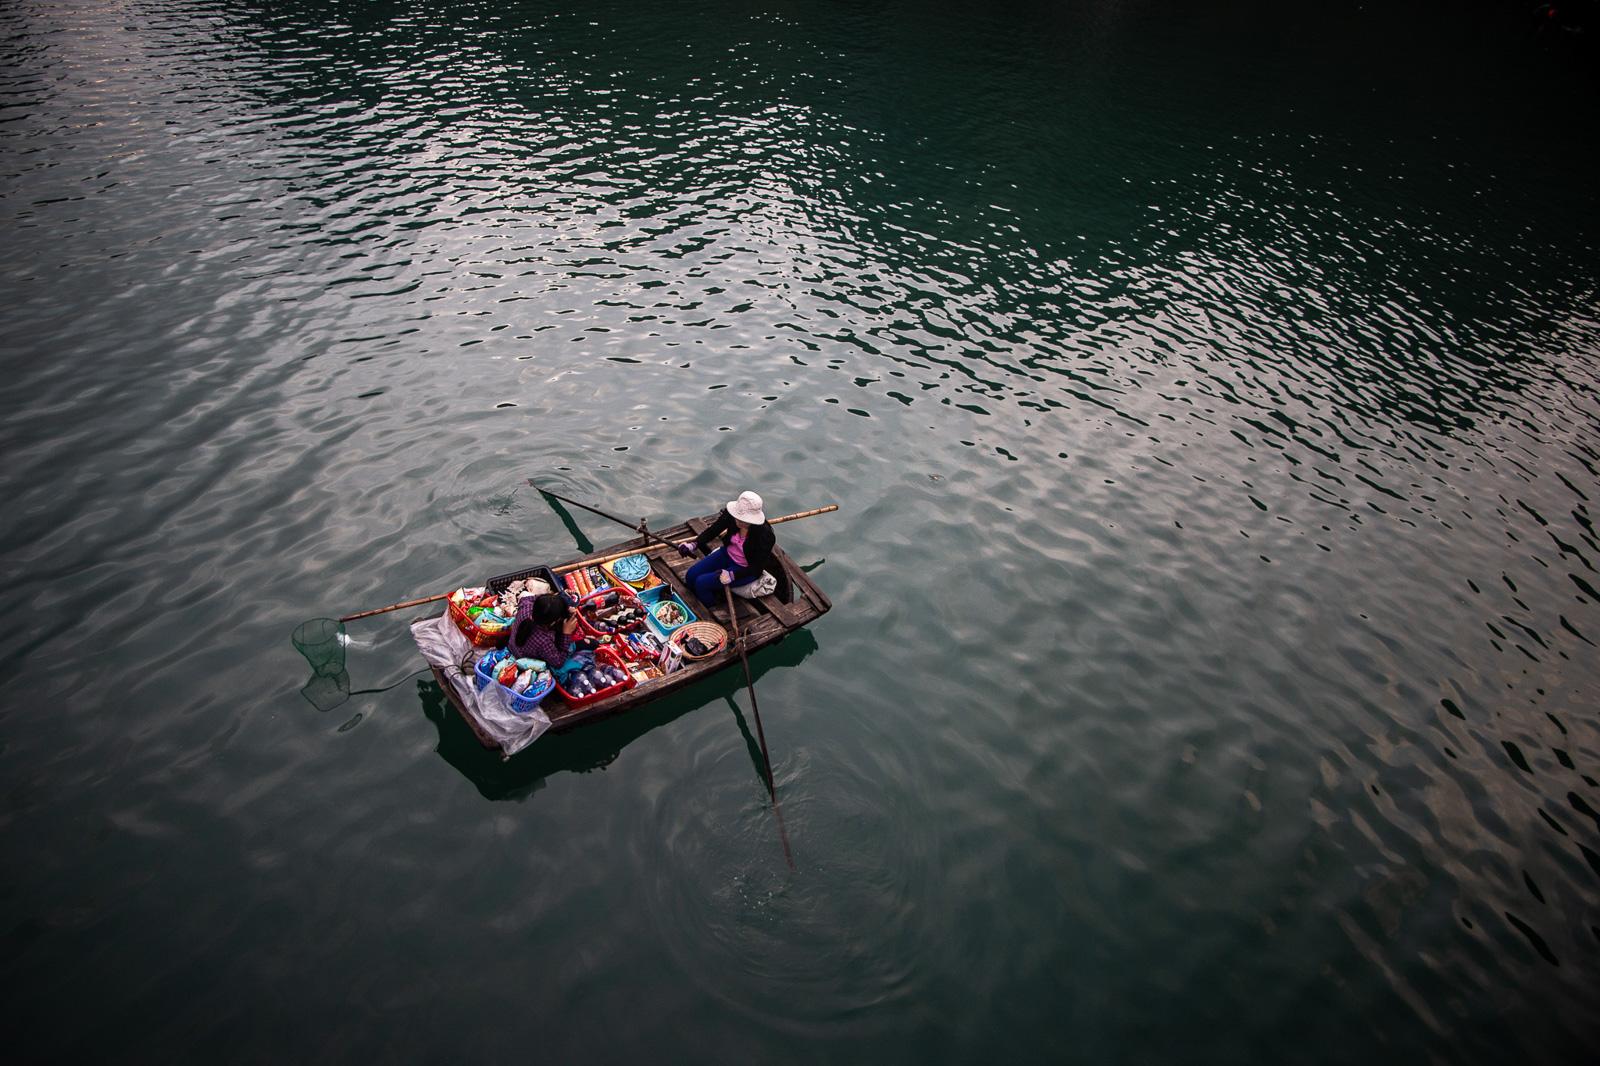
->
[[421, 629, 821, 802], [1, 0, 1598, 1062]]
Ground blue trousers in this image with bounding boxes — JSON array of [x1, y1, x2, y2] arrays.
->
[[686, 546, 756, 607]]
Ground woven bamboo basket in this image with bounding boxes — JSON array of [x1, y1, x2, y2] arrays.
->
[[668, 621, 728, 660]]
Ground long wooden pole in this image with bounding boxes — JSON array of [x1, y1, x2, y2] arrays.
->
[[552, 505, 838, 573], [532, 485, 685, 556], [339, 592, 449, 623], [336, 501, 838, 624], [770, 504, 839, 524], [727, 582, 795, 870]]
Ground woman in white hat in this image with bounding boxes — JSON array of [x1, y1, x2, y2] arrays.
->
[[678, 490, 786, 607]]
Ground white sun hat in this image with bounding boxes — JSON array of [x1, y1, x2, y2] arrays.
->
[[727, 490, 766, 525]]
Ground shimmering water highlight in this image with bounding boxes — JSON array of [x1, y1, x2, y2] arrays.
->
[[2, 1, 1599, 1062]]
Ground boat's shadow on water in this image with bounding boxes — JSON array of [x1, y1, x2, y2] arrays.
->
[[416, 629, 821, 801]]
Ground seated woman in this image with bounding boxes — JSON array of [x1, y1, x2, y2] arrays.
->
[[508, 592, 580, 666], [678, 490, 789, 608]]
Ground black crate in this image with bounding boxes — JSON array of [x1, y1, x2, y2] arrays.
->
[[483, 564, 573, 606]]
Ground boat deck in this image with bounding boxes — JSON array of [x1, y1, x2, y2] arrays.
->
[[430, 514, 830, 747]]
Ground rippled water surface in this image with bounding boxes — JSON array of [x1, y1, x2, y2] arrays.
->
[[4, 1, 1600, 1061]]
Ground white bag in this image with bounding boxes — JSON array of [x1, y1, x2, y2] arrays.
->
[[732, 571, 777, 599]]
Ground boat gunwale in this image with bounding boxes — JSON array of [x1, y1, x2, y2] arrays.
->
[[430, 513, 829, 753]]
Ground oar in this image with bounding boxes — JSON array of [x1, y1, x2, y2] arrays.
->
[[551, 506, 839, 573], [531, 484, 685, 556], [727, 581, 795, 869], [535, 485, 800, 867], [336, 494, 837, 624], [533, 485, 838, 557]]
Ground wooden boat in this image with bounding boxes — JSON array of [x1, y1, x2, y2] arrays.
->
[[428, 512, 831, 747]]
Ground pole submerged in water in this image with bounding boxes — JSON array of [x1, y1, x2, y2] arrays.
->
[[727, 582, 795, 870]]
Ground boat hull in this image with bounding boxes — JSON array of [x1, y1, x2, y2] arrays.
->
[[429, 513, 830, 750]]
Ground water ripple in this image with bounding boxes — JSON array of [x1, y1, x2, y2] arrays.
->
[[2, 0, 1599, 1062]]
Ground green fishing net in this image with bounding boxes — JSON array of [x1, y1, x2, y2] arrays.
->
[[293, 617, 350, 711]]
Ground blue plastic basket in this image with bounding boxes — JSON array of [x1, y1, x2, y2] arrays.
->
[[638, 585, 698, 638], [473, 650, 556, 715]]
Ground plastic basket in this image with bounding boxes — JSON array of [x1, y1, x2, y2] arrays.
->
[[637, 585, 698, 638], [575, 587, 663, 663], [553, 646, 636, 708], [484, 564, 572, 606], [668, 621, 728, 661], [574, 585, 646, 640], [473, 650, 556, 715], [448, 590, 513, 648]]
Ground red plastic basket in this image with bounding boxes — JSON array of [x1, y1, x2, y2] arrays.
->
[[553, 646, 636, 708], [448, 591, 512, 648], [574, 586, 647, 641]]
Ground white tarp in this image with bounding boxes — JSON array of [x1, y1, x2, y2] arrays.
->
[[409, 608, 552, 756]]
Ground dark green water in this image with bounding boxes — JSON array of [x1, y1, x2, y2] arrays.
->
[[4, 0, 1599, 1061]]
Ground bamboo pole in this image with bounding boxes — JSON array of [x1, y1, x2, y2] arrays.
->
[[336, 504, 838, 623], [339, 592, 450, 623], [770, 504, 838, 524], [552, 504, 838, 573]]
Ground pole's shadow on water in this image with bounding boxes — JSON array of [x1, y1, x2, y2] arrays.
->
[[416, 629, 820, 801]]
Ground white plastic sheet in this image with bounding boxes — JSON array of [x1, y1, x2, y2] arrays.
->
[[409, 608, 551, 756]]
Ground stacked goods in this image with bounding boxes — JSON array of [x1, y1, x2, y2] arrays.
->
[[473, 649, 556, 713], [626, 660, 665, 682], [576, 587, 674, 666], [553, 647, 636, 706], [619, 629, 665, 660], [577, 588, 648, 637], [559, 660, 629, 699], [491, 576, 552, 620], [562, 565, 614, 599], [449, 587, 512, 647]]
